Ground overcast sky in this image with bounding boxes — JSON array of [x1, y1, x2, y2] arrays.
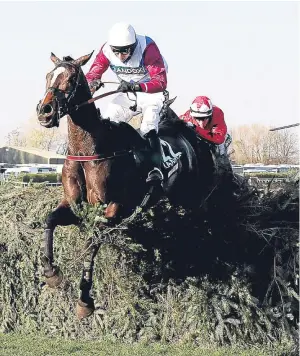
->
[[0, 1, 298, 145]]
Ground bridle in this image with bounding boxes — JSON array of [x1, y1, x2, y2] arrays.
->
[[38, 61, 147, 162], [44, 62, 82, 120], [39, 61, 124, 122]]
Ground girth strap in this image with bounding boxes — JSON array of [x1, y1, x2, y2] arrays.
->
[[66, 150, 133, 162]]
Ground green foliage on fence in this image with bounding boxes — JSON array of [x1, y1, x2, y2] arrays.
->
[[0, 178, 298, 351], [21, 173, 62, 183]]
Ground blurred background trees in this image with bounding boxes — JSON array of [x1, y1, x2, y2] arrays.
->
[[4, 113, 68, 154], [230, 124, 299, 164], [4, 116, 299, 165]]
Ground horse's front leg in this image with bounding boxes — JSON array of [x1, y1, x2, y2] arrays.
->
[[76, 198, 121, 318], [41, 199, 81, 287], [76, 202, 126, 319], [76, 237, 101, 319]]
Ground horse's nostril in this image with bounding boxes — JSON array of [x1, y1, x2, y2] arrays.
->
[[43, 104, 53, 115]]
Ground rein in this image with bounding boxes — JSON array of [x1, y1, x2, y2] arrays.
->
[[71, 89, 138, 113], [45, 66, 138, 162], [66, 88, 135, 162], [71, 89, 120, 112], [66, 85, 138, 162]]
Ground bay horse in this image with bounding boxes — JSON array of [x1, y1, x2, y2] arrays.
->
[[36, 52, 214, 319]]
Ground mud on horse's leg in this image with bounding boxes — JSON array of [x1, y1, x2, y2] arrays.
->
[[76, 237, 100, 319], [41, 201, 81, 288]]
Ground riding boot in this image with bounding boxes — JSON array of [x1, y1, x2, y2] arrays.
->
[[145, 129, 164, 185]]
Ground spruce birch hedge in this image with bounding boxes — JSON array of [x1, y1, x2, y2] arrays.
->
[[0, 178, 298, 351]]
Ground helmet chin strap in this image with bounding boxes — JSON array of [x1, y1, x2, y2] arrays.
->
[[122, 55, 132, 63]]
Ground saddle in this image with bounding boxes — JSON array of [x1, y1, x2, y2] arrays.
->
[[131, 134, 182, 180]]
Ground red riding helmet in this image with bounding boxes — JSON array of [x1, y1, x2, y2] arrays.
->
[[190, 96, 213, 118]]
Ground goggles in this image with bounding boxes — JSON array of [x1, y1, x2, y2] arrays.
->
[[190, 108, 213, 120], [110, 42, 137, 55]]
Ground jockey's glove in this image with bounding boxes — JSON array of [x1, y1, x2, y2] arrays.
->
[[88, 79, 104, 93], [186, 122, 196, 129], [117, 80, 142, 93]]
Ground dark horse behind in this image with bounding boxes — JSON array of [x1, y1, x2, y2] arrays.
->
[[36, 52, 215, 319]]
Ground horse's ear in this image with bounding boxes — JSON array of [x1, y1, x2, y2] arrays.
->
[[73, 51, 94, 67], [50, 52, 61, 64], [166, 96, 177, 107]]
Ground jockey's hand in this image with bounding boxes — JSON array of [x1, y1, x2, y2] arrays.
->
[[88, 79, 104, 94], [186, 122, 196, 129], [211, 126, 222, 135], [117, 80, 142, 93]]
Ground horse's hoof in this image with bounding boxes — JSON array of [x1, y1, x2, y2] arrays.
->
[[44, 267, 63, 288], [76, 298, 95, 320]]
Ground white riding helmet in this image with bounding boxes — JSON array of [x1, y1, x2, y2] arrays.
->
[[190, 96, 213, 118], [108, 22, 137, 47]]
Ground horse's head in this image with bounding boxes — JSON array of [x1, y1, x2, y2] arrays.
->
[[36, 52, 93, 128]]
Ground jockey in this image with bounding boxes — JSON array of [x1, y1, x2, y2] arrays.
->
[[179, 96, 233, 177], [86, 22, 167, 186]]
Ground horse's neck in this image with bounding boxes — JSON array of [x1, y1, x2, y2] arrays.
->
[[67, 82, 101, 156], [66, 78, 146, 156]]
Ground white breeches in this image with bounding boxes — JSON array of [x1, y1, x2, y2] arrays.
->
[[104, 92, 165, 136]]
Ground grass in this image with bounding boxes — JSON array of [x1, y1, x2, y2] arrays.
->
[[0, 333, 292, 356]]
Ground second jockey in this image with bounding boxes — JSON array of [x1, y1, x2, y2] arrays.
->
[[179, 95, 233, 179], [85, 22, 168, 187]]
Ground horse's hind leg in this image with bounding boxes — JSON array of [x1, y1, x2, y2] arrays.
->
[[76, 237, 100, 319], [41, 200, 80, 288]]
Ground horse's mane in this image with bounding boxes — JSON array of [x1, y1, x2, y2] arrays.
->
[[101, 107, 197, 150], [159, 108, 186, 132], [97, 110, 198, 152], [63, 56, 74, 62], [158, 108, 198, 143], [99, 119, 146, 149]]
